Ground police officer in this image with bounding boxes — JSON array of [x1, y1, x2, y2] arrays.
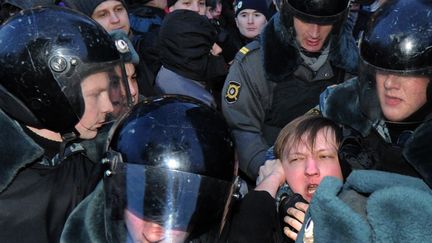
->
[[0, 7, 129, 242], [320, 0, 432, 187], [221, 0, 359, 181], [61, 95, 239, 243], [297, 2, 432, 240]]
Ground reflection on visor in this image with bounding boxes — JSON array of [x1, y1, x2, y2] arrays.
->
[[126, 164, 199, 229], [106, 163, 233, 241]]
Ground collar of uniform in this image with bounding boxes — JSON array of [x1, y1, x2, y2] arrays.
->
[[0, 109, 44, 193], [403, 118, 432, 187], [320, 78, 373, 137]]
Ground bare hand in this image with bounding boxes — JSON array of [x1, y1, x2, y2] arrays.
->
[[256, 159, 285, 185], [255, 159, 285, 197], [283, 202, 309, 241]]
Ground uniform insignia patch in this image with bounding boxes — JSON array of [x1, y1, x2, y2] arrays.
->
[[225, 81, 241, 103]]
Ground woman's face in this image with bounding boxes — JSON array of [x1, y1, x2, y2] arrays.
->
[[282, 128, 342, 202], [376, 71, 429, 122], [235, 9, 267, 39]]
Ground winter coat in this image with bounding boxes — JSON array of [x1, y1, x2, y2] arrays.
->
[[0, 109, 103, 243], [320, 78, 432, 187], [296, 170, 432, 242]]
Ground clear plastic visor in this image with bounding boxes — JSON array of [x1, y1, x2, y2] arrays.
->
[[104, 161, 234, 242]]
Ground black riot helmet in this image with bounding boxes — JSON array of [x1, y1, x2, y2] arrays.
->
[[358, 0, 432, 122], [2, 0, 55, 9], [0, 6, 121, 136], [280, 0, 350, 51], [102, 95, 239, 242]]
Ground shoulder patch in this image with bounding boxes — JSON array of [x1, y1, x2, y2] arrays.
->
[[235, 41, 260, 62], [239, 46, 249, 55], [225, 81, 241, 103]]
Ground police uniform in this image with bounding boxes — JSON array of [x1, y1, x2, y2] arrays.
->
[[320, 78, 432, 186], [222, 13, 359, 180]]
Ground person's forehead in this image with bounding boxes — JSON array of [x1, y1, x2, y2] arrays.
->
[[94, 0, 124, 11]]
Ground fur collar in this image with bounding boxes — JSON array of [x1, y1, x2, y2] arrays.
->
[[61, 183, 109, 242], [0, 110, 44, 193], [261, 13, 359, 82], [404, 119, 432, 187], [321, 78, 374, 136], [61, 183, 127, 243]]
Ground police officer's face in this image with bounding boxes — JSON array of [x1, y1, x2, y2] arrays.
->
[[235, 9, 267, 39], [92, 0, 130, 34], [282, 128, 342, 202], [376, 71, 429, 122], [75, 70, 114, 139], [124, 209, 189, 243], [169, 0, 207, 15], [293, 17, 332, 53]]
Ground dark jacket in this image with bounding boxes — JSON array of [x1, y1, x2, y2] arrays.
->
[[221, 12, 359, 180], [0, 109, 102, 243], [129, 5, 165, 78], [224, 191, 289, 243]]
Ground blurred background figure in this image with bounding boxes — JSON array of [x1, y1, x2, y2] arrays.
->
[[155, 10, 227, 108]]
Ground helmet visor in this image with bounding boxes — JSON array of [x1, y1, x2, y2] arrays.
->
[[104, 155, 235, 242]]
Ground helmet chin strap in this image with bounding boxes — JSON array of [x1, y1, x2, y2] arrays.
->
[[59, 131, 78, 160]]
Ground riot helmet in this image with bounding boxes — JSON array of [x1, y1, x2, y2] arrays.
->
[[2, 0, 55, 10], [358, 0, 432, 122], [0, 6, 123, 137], [102, 95, 238, 242], [280, 0, 350, 52]]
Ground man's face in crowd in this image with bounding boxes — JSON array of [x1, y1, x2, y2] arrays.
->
[[92, 0, 130, 33], [293, 17, 333, 53], [376, 71, 430, 122], [282, 127, 342, 202], [75, 69, 115, 139], [235, 9, 267, 39], [169, 0, 207, 15]]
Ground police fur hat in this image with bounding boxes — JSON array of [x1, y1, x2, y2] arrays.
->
[[63, 0, 126, 17]]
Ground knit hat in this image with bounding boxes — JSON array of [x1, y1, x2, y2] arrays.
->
[[63, 0, 126, 17], [234, 0, 269, 19]]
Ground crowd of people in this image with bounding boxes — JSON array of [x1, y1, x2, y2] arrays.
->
[[0, 0, 431, 242]]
